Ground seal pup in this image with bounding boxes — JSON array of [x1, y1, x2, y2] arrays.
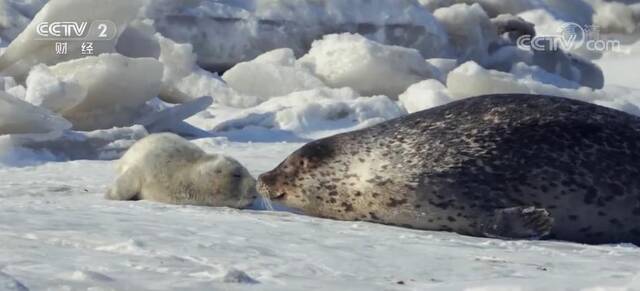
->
[[258, 94, 640, 244], [107, 133, 256, 208]]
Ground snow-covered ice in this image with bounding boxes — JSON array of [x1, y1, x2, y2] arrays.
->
[[298, 33, 442, 98], [46, 53, 164, 130], [433, 3, 497, 65], [142, 0, 450, 71], [0, 91, 70, 136], [399, 79, 452, 114], [222, 48, 325, 100], [24, 64, 86, 113], [208, 87, 405, 141]]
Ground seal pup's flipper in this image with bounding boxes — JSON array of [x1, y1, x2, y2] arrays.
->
[[481, 206, 554, 240]]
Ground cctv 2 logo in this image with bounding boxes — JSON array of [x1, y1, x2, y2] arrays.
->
[[35, 20, 117, 40]]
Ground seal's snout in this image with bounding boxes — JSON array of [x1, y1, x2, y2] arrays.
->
[[258, 171, 289, 201], [257, 171, 277, 197], [257, 171, 274, 187]]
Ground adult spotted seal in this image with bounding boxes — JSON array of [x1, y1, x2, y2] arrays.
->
[[258, 94, 640, 244], [106, 133, 257, 208]]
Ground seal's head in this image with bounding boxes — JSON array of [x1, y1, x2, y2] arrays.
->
[[257, 140, 338, 213]]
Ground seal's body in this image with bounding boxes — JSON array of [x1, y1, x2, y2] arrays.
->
[[107, 133, 256, 208], [258, 94, 640, 244]]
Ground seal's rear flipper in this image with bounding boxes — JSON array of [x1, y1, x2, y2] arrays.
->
[[482, 206, 554, 240]]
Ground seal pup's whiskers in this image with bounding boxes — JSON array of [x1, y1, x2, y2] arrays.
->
[[259, 193, 274, 211]]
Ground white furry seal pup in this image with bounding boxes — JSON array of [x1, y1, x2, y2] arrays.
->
[[107, 133, 257, 208], [258, 94, 640, 245]]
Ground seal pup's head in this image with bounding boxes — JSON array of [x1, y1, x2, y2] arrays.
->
[[195, 154, 258, 209]]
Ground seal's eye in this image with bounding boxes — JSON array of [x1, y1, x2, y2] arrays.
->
[[298, 158, 309, 168]]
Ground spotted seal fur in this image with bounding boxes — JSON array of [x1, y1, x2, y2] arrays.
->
[[258, 94, 640, 244]]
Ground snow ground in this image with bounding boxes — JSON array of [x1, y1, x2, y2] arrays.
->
[[2, 141, 640, 291]]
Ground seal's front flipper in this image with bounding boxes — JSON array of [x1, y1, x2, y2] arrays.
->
[[482, 206, 554, 240]]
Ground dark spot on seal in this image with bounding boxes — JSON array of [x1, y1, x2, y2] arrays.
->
[[341, 202, 354, 212], [329, 198, 337, 204], [429, 200, 454, 210], [583, 188, 598, 205], [440, 226, 453, 231], [579, 226, 592, 233], [369, 212, 380, 220], [386, 198, 408, 207], [607, 183, 624, 195], [610, 219, 623, 226]]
